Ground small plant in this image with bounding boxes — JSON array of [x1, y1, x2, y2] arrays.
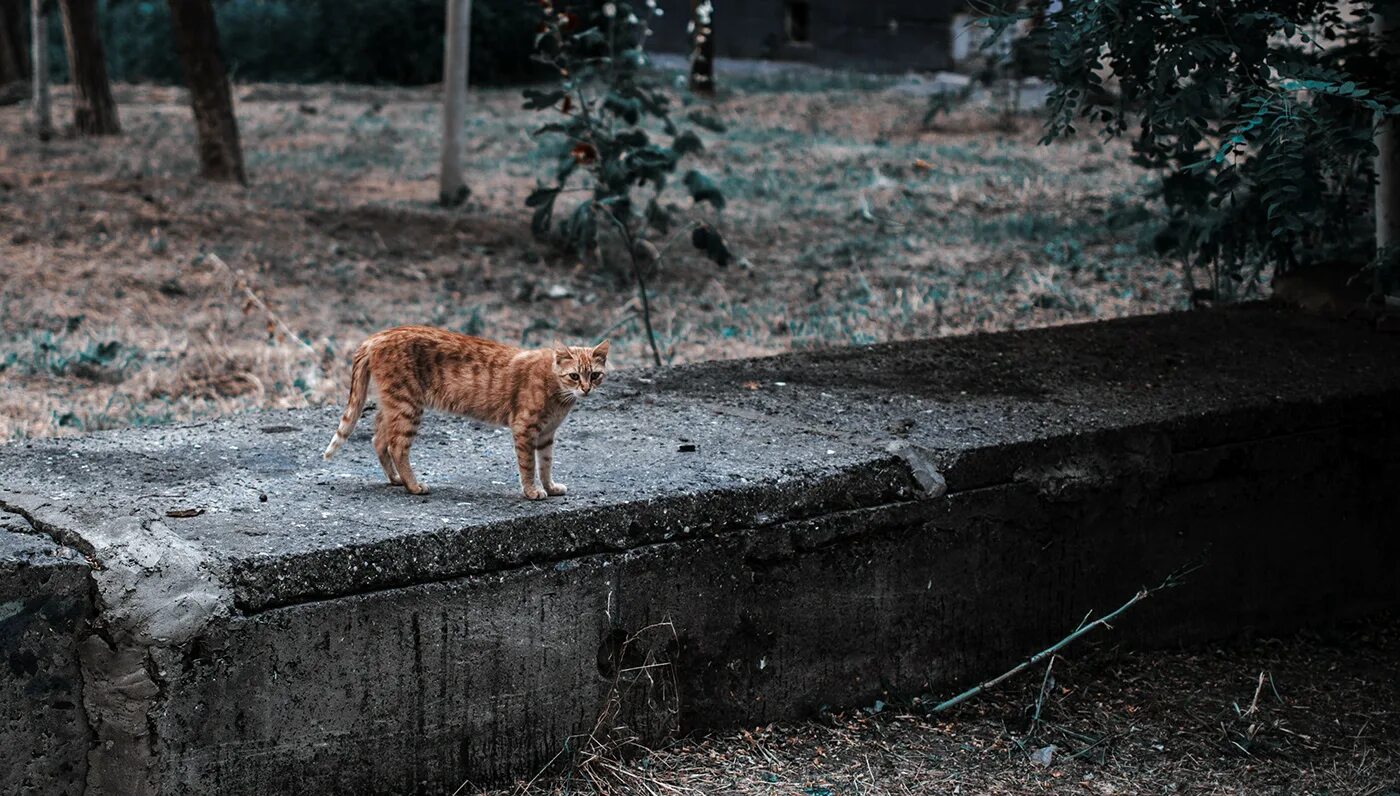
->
[[0, 330, 143, 384], [525, 0, 732, 365]]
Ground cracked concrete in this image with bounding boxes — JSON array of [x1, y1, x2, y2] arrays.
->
[[0, 503, 232, 795], [1, 512, 92, 794], [2, 307, 1400, 793]]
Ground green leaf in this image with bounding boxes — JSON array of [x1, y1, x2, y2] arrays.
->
[[556, 155, 578, 183], [528, 188, 559, 237], [691, 223, 732, 267], [573, 28, 606, 47], [561, 201, 598, 259], [672, 130, 704, 156], [645, 198, 673, 234], [682, 170, 726, 210], [615, 130, 650, 149], [604, 93, 643, 125], [686, 111, 728, 133], [526, 186, 560, 208], [531, 202, 556, 238], [523, 89, 566, 110]]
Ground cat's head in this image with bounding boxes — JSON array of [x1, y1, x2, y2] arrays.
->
[[553, 340, 609, 399]]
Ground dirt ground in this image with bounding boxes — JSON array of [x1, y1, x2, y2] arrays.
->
[[477, 616, 1400, 796], [0, 71, 1181, 441]]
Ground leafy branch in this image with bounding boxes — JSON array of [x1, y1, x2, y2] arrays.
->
[[525, 0, 732, 365], [981, 0, 1399, 299]]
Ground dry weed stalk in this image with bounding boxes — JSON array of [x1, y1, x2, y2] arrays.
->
[[933, 564, 1197, 713], [205, 252, 318, 357], [204, 251, 329, 401], [454, 621, 688, 796], [556, 620, 687, 795]]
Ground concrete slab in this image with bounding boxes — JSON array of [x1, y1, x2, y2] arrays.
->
[[3, 306, 1399, 794], [0, 514, 92, 795]]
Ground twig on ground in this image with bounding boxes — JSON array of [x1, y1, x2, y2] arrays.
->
[[932, 564, 1198, 713], [1030, 653, 1058, 730], [1064, 731, 1114, 762], [1243, 671, 1267, 717], [1030, 610, 1092, 733], [1044, 722, 1099, 745]]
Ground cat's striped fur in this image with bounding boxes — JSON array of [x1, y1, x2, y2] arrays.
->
[[323, 326, 608, 498]]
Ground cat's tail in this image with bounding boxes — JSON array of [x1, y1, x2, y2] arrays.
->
[[323, 346, 371, 460]]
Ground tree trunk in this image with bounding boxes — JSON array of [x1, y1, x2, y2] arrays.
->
[[688, 0, 714, 95], [0, 0, 29, 102], [438, 0, 470, 206], [0, 0, 25, 81], [166, 0, 245, 183], [57, 0, 118, 134], [1377, 4, 1400, 299], [31, 0, 49, 138]]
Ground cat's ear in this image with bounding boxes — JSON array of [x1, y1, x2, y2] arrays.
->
[[592, 340, 610, 363], [553, 341, 574, 364]]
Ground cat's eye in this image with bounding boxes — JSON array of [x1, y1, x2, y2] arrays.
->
[[567, 373, 580, 381], [591, 372, 603, 380]]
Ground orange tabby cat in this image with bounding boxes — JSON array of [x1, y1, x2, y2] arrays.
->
[[322, 326, 608, 498]]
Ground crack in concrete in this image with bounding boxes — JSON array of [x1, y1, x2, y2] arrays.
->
[[1, 491, 232, 796], [0, 496, 101, 565]]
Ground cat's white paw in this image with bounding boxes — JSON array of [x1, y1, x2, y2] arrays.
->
[[544, 482, 567, 496], [521, 486, 546, 500]]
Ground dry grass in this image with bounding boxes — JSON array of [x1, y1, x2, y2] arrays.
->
[[476, 616, 1400, 796], [0, 72, 1179, 441]]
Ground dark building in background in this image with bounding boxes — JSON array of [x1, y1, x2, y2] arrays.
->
[[648, 0, 971, 73]]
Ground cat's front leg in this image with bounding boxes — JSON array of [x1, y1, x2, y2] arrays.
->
[[513, 428, 545, 500], [537, 437, 566, 496]]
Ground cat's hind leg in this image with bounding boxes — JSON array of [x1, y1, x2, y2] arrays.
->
[[372, 411, 401, 486], [383, 400, 429, 495]]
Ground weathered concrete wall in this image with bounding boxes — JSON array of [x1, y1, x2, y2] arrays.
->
[[0, 513, 92, 795], [3, 307, 1399, 794]]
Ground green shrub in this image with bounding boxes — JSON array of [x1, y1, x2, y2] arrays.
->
[[982, 1, 1400, 300]]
